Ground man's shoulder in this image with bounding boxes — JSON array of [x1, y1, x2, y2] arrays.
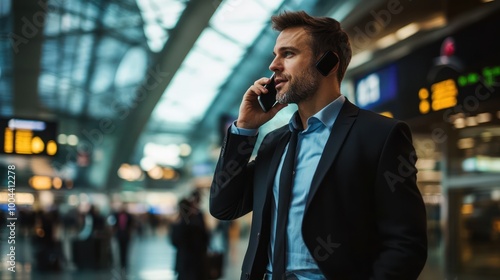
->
[[352, 107, 412, 139], [357, 108, 403, 127]]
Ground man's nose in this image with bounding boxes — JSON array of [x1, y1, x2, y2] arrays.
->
[[269, 56, 283, 72]]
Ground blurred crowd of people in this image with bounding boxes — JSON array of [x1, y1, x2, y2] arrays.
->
[[0, 188, 231, 279]]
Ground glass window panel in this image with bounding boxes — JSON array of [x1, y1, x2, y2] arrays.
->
[[210, 0, 285, 45], [71, 34, 94, 83], [144, 24, 168, 52], [154, 0, 185, 29], [137, 0, 186, 52], [115, 47, 148, 87], [44, 12, 61, 36], [90, 63, 116, 93], [192, 28, 244, 64], [0, 0, 11, 17]]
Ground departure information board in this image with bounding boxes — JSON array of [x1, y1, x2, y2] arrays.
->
[[351, 13, 500, 120], [0, 118, 58, 156]]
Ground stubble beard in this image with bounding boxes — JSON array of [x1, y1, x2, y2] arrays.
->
[[277, 65, 320, 105]]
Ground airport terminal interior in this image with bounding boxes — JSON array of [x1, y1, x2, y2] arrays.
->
[[1, 0, 500, 279]]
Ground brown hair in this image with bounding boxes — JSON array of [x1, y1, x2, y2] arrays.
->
[[271, 11, 352, 82]]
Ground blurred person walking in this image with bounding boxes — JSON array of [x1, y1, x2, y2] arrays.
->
[[171, 191, 209, 280], [113, 205, 134, 270], [210, 10, 427, 280]]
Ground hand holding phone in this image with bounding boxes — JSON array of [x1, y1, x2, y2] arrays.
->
[[258, 74, 278, 112]]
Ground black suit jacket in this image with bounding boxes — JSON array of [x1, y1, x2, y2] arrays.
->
[[210, 100, 427, 280]]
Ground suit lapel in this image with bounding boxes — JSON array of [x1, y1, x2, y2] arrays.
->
[[264, 129, 291, 195], [255, 128, 290, 218], [305, 100, 359, 208]]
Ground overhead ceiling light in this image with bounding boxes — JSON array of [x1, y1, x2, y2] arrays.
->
[[179, 143, 192, 157], [373, 16, 445, 51], [53, 177, 63, 189], [140, 157, 156, 171], [148, 166, 163, 180], [419, 14, 447, 30], [453, 118, 465, 129], [162, 167, 177, 180], [375, 34, 398, 49], [118, 164, 144, 181], [144, 142, 183, 167], [457, 138, 475, 149], [30, 176, 52, 190], [466, 116, 478, 127], [57, 134, 67, 144], [476, 112, 492, 123], [395, 23, 420, 40], [0, 193, 34, 205], [67, 135, 79, 146]]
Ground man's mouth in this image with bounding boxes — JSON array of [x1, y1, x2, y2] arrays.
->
[[274, 78, 288, 88]]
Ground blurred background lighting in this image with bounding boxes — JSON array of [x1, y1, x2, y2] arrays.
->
[[67, 134, 79, 146], [57, 134, 67, 144]]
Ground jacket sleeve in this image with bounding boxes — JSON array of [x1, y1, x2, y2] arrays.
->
[[372, 122, 428, 279], [209, 130, 258, 220]]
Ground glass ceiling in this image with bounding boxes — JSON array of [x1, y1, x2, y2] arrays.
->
[[37, 0, 152, 119], [136, 0, 186, 52], [150, 0, 287, 128]]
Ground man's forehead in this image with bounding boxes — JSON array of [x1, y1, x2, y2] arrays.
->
[[275, 27, 310, 49]]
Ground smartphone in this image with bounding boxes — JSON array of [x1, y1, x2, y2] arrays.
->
[[316, 50, 339, 76], [258, 73, 277, 112]]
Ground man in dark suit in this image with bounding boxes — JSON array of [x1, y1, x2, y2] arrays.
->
[[210, 11, 427, 280], [171, 192, 209, 280]]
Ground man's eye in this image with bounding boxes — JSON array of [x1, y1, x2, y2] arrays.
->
[[284, 51, 293, 57]]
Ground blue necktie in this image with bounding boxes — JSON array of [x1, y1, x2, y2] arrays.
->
[[273, 128, 299, 280]]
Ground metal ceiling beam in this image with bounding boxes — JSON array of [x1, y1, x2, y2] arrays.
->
[[104, 0, 222, 189], [12, 0, 46, 117]]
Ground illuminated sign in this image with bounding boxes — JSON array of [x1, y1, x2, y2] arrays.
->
[[350, 13, 500, 120], [0, 118, 58, 156], [418, 79, 458, 114], [355, 65, 397, 109], [418, 64, 500, 115], [457, 66, 500, 88]]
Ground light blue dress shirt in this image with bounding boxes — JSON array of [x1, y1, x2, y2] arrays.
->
[[231, 95, 345, 279]]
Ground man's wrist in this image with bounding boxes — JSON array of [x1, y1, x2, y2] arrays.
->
[[231, 121, 258, 136], [236, 120, 257, 130]]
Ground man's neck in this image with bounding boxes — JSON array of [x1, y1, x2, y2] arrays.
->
[[297, 87, 340, 129]]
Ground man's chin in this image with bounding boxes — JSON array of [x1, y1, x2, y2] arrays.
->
[[276, 92, 287, 104]]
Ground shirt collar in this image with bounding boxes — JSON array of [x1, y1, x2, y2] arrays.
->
[[289, 94, 346, 132]]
